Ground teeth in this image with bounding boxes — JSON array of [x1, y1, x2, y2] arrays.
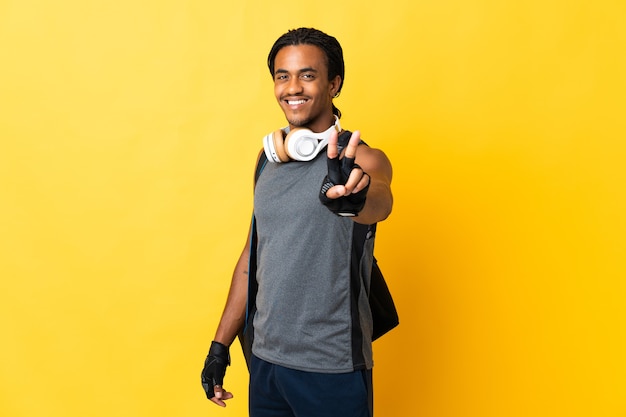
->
[[287, 100, 306, 105]]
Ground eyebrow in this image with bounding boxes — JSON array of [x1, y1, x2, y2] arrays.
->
[[275, 67, 319, 75]]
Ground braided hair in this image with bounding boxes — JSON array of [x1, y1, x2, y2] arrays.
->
[[267, 28, 345, 118]]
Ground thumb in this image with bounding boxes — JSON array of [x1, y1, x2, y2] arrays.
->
[[325, 184, 347, 200], [214, 384, 224, 399]]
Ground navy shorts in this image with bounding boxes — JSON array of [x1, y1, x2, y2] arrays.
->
[[249, 355, 373, 417]]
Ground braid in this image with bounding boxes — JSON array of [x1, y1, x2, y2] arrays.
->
[[267, 28, 344, 118]]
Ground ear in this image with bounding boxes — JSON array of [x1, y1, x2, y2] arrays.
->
[[329, 75, 342, 97]]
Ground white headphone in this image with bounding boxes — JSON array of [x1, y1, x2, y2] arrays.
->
[[263, 116, 341, 163]]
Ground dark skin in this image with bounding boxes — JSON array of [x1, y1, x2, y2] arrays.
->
[[209, 44, 393, 407]]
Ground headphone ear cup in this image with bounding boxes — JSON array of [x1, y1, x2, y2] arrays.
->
[[272, 129, 291, 163], [285, 128, 323, 161], [283, 128, 299, 160]]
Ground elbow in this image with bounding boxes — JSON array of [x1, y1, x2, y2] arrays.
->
[[379, 193, 394, 222], [355, 190, 393, 224]]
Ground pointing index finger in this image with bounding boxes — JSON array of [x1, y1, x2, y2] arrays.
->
[[343, 130, 361, 159]]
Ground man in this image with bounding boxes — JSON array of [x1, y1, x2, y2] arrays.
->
[[201, 27, 393, 417]]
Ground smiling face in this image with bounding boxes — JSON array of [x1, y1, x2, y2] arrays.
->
[[272, 44, 341, 133]]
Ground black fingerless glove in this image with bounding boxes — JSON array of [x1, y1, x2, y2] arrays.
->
[[201, 341, 230, 400], [319, 155, 369, 217]]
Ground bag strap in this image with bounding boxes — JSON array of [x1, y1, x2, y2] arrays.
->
[[254, 152, 268, 185]]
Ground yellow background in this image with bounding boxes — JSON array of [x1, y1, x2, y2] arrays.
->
[[1, 1, 624, 416]]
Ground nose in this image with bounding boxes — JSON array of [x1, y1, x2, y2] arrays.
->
[[287, 77, 303, 94]]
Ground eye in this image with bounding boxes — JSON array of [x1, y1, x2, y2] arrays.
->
[[275, 73, 289, 81], [301, 73, 315, 80]]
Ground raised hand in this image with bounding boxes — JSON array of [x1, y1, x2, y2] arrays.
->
[[319, 130, 370, 217]]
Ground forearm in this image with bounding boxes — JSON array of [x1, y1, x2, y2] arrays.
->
[[353, 146, 393, 225], [213, 244, 250, 347], [354, 181, 393, 224]]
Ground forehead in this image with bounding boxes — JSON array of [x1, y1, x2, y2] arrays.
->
[[273, 44, 328, 73]]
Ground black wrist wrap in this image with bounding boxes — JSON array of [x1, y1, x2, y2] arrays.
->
[[200, 341, 230, 399]]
